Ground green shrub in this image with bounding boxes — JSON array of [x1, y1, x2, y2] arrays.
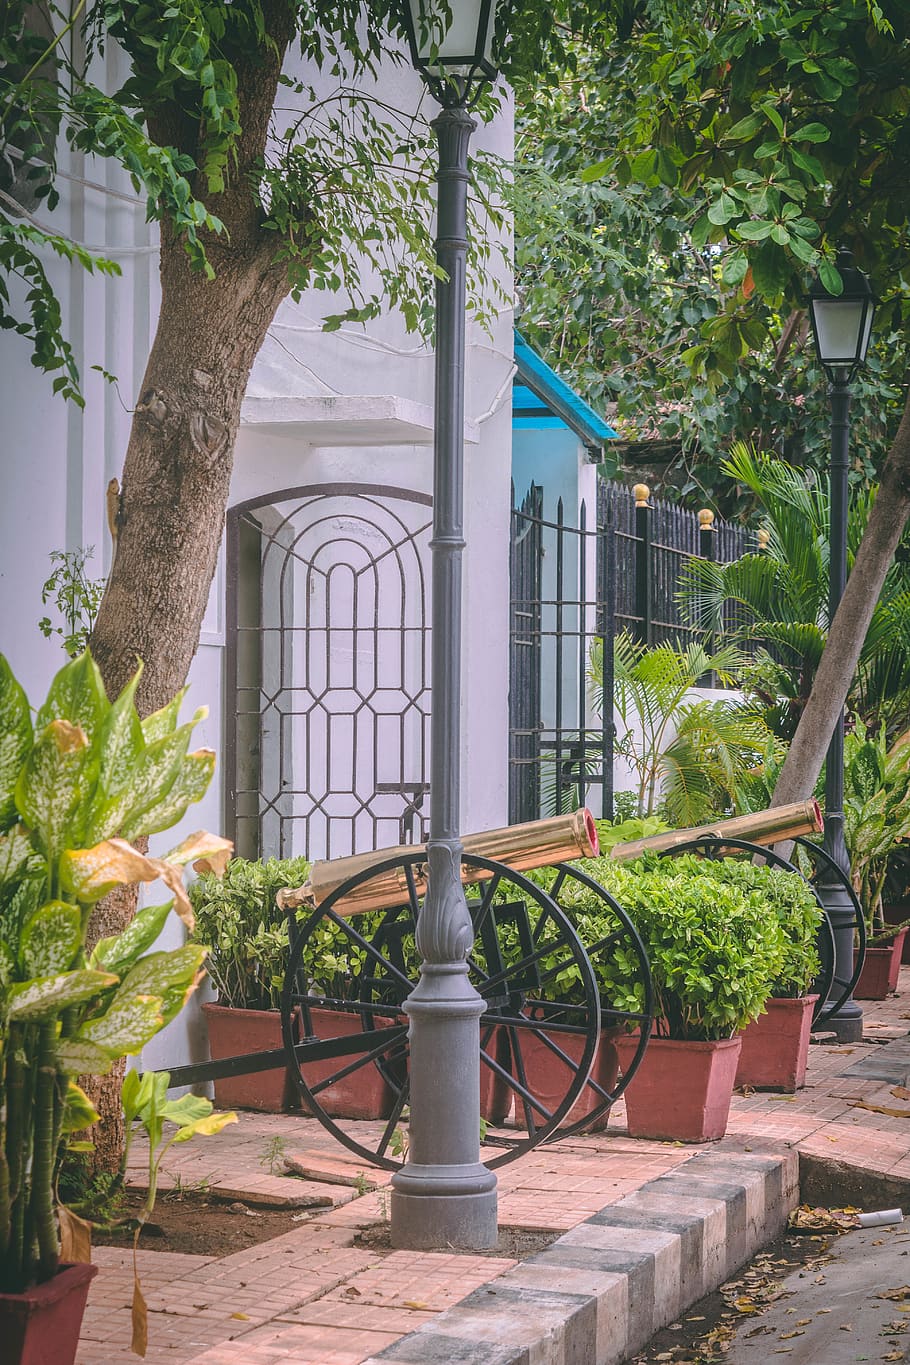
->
[[645, 853, 822, 998], [189, 855, 311, 1010], [577, 857, 786, 1040], [594, 815, 671, 853]]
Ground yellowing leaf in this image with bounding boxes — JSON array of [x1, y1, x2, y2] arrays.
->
[[48, 719, 89, 755], [172, 1111, 237, 1143], [148, 858, 195, 930], [60, 838, 162, 903], [58, 1205, 92, 1263], [230, 1312, 250, 1320], [60, 1081, 100, 1133], [167, 829, 232, 873], [131, 1266, 148, 1357]]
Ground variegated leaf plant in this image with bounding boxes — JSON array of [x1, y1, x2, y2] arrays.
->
[[0, 649, 232, 1294]]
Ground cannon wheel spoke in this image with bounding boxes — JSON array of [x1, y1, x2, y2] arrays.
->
[[282, 851, 601, 1172]]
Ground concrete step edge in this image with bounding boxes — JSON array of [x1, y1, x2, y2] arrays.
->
[[361, 1143, 799, 1365]]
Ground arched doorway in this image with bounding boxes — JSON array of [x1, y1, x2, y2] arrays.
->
[[225, 484, 432, 862]]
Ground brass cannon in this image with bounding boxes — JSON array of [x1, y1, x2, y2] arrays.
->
[[275, 808, 653, 1170]]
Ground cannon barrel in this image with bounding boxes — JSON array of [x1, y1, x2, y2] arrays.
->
[[609, 799, 823, 862], [277, 809, 598, 915]]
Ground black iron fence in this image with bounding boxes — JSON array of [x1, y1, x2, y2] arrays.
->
[[509, 480, 754, 825], [599, 480, 751, 649]]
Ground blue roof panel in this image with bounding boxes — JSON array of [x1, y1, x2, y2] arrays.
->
[[512, 330, 617, 449]]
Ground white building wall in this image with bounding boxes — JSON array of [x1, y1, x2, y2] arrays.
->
[[0, 38, 514, 1069]]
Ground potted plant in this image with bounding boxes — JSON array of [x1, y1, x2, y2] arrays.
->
[[0, 650, 231, 1364], [662, 855, 822, 1091], [843, 724, 910, 997], [587, 856, 785, 1141], [189, 855, 311, 1112]]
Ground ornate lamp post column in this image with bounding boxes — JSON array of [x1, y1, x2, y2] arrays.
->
[[391, 0, 501, 1251], [807, 247, 876, 1043]]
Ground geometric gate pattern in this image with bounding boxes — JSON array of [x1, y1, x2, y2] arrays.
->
[[225, 484, 433, 863]]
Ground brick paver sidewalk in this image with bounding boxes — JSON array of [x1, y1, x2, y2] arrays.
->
[[77, 973, 910, 1364]]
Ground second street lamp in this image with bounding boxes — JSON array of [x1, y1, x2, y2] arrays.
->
[[391, 0, 501, 1251], [807, 247, 876, 1043]]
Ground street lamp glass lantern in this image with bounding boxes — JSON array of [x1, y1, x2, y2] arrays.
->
[[403, 0, 499, 95], [808, 249, 875, 384]]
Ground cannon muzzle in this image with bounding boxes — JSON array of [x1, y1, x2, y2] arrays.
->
[[608, 799, 823, 862]]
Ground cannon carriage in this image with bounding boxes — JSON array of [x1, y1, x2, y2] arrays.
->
[[162, 799, 863, 1168]]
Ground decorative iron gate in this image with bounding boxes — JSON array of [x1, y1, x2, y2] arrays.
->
[[508, 484, 615, 826], [509, 480, 754, 825], [225, 484, 433, 862]]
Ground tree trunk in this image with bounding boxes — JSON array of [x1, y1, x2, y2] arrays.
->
[[83, 4, 297, 1171], [770, 386, 910, 807]]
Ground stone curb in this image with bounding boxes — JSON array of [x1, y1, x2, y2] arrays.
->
[[360, 1144, 799, 1365], [799, 1151, 910, 1211]]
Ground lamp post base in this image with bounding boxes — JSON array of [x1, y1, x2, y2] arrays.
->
[[391, 1182, 498, 1250], [819, 868, 864, 1043], [390, 961, 498, 1251], [825, 1005, 863, 1043]]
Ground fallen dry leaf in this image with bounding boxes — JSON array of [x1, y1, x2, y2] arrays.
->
[[851, 1100, 910, 1118], [402, 1300, 429, 1310], [840, 1323, 853, 1330], [229, 1313, 250, 1321], [796, 1318, 812, 1326], [778, 1331, 805, 1339], [884, 1352, 905, 1361], [893, 1087, 910, 1100], [789, 1205, 859, 1233], [877, 1288, 910, 1301]]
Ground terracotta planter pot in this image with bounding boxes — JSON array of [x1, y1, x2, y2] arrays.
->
[[202, 1002, 297, 1112], [0, 1261, 98, 1365], [883, 906, 910, 964], [615, 1034, 742, 1142], [854, 927, 908, 999], [298, 1007, 396, 1120], [503, 1020, 621, 1133], [735, 995, 818, 1093]]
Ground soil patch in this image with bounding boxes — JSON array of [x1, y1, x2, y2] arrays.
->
[[92, 1191, 306, 1258], [631, 1230, 838, 1364]]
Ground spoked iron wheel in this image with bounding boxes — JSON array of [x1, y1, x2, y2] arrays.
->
[[517, 861, 654, 1137], [281, 851, 600, 1171], [791, 835, 866, 1025], [656, 837, 836, 1024]]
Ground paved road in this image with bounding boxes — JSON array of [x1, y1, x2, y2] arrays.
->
[[726, 1221, 910, 1363]]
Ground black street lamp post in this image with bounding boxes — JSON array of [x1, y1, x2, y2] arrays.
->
[[808, 247, 876, 1043], [391, 0, 501, 1250]]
